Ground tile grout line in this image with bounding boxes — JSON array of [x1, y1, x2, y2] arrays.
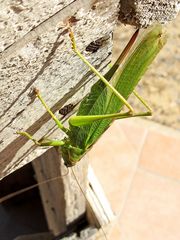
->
[[107, 120, 180, 234], [135, 121, 180, 185], [116, 126, 149, 220], [138, 165, 180, 185]]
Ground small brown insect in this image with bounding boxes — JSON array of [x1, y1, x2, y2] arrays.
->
[[68, 16, 79, 25], [85, 35, 110, 53], [59, 103, 75, 116]]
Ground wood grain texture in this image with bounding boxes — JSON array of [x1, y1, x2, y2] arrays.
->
[[32, 147, 88, 235], [1, 0, 179, 179], [0, 0, 119, 179], [0, 0, 74, 53]]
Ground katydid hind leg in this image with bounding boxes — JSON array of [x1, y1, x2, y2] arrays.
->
[[69, 88, 152, 127], [133, 90, 152, 114], [69, 110, 151, 126]]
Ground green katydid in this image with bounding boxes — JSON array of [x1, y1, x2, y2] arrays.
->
[[18, 24, 167, 167]]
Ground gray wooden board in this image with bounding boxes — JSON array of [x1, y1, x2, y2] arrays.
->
[[32, 148, 88, 235], [0, 0, 74, 53], [0, 0, 119, 179], [0, 0, 179, 178]]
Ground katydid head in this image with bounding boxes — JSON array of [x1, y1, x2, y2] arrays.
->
[[61, 142, 85, 167]]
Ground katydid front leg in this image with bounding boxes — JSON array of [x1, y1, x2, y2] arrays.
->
[[34, 88, 69, 135], [69, 28, 135, 114], [17, 88, 69, 146], [17, 131, 65, 146]]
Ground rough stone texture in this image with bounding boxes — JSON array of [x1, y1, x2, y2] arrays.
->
[[60, 226, 99, 240], [119, 0, 180, 27], [0, 0, 119, 179]]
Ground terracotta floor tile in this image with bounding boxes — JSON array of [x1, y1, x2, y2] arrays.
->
[[139, 130, 180, 180], [119, 119, 148, 155], [118, 169, 180, 240], [89, 121, 139, 215], [108, 223, 121, 239]]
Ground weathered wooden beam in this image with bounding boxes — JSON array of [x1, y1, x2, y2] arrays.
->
[[32, 147, 88, 236], [0, 0, 179, 179], [0, 0, 119, 179], [32, 148, 67, 236]]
